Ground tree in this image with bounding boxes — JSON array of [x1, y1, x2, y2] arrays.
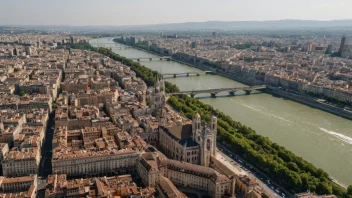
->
[[146, 99, 151, 106], [287, 162, 300, 172], [332, 184, 344, 197], [348, 185, 352, 195], [316, 182, 333, 195], [261, 193, 269, 198]]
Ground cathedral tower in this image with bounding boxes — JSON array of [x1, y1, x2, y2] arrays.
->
[[151, 75, 166, 111], [192, 113, 217, 166]]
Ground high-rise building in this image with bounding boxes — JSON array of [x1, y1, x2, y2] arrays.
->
[[191, 41, 197, 48], [130, 37, 137, 45], [284, 46, 291, 53], [269, 40, 275, 48], [25, 46, 31, 56], [339, 36, 346, 55], [212, 31, 218, 37], [327, 44, 333, 54], [12, 48, 17, 56], [70, 36, 74, 44], [339, 36, 352, 58]]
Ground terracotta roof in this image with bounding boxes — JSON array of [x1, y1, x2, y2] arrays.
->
[[158, 177, 187, 198]]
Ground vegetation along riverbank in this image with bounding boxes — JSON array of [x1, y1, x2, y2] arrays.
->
[[73, 42, 352, 198]]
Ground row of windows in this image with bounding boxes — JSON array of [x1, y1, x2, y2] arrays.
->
[[55, 155, 137, 165]]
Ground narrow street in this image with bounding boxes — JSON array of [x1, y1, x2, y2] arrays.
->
[[37, 111, 55, 197], [39, 112, 55, 178]]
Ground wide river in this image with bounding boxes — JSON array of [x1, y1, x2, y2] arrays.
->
[[91, 37, 352, 185]]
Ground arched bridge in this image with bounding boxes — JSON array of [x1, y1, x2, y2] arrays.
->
[[162, 71, 214, 78], [93, 44, 132, 49], [170, 85, 267, 98], [130, 56, 171, 61], [110, 46, 133, 50]]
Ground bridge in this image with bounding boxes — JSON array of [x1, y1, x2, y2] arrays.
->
[[94, 44, 117, 47], [170, 85, 267, 98], [130, 56, 171, 61], [110, 46, 133, 50], [94, 44, 132, 50], [162, 71, 214, 78], [95, 43, 115, 45]]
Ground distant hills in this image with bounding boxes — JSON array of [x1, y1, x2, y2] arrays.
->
[[3, 19, 352, 32], [118, 19, 352, 30]]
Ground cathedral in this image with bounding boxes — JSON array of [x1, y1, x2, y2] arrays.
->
[[150, 75, 166, 112], [151, 76, 217, 166], [192, 112, 217, 166], [139, 76, 236, 198]]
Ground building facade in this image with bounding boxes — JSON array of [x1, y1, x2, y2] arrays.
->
[[2, 148, 40, 177], [192, 113, 217, 166], [52, 150, 139, 177]]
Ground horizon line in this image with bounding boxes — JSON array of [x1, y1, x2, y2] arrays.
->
[[2, 18, 352, 27]]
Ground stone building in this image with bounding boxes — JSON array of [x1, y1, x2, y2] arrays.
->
[[136, 151, 235, 198], [158, 112, 217, 166], [192, 113, 217, 166], [157, 176, 187, 198], [0, 143, 9, 175], [0, 175, 37, 198], [52, 150, 139, 177], [161, 159, 234, 198], [137, 152, 163, 187], [2, 148, 40, 177], [159, 124, 200, 164], [150, 75, 217, 166], [150, 75, 166, 112], [45, 174, 155, 197]]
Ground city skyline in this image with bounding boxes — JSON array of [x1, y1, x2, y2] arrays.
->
[[1, 20, 352, 197], [1, 0, 352, 26]]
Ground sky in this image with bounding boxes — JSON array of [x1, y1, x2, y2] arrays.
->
[[0, 0, 352, 26]]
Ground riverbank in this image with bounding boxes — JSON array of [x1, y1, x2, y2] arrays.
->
[[94, 37, 352, 186], [267, 88, 352, 120], [171, 57, 263, 85], [116, 39, 264, 86], [133, 46, 162, 57], [168, 94, 349, 196], [112, 38, 352, 120], [113, 38, 163, 57], [171, 55, 352, 120]]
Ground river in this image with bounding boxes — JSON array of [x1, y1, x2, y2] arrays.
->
[[90, 37, 352, 185]]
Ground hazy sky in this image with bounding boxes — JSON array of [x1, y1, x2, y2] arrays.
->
[[1, 0, 352, 26]]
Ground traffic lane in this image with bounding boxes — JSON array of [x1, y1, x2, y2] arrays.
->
[[217, 144, 289, 198], [218, 150, 281, 198], [218, 144, 289, 197]]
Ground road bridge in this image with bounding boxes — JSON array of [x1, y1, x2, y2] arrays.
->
[[130, 56, 171, 61], [94, 44, 118, 47], [110, 46, 133, 50], [162, 71, 214, 78], [170, 85, 267, 98]]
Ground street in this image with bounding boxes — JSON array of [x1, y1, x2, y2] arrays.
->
[[217, 143, 292, 198], [38, 112, 55, 178]]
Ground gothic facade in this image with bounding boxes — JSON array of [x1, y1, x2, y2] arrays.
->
[[192, 112, 217, 166]]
